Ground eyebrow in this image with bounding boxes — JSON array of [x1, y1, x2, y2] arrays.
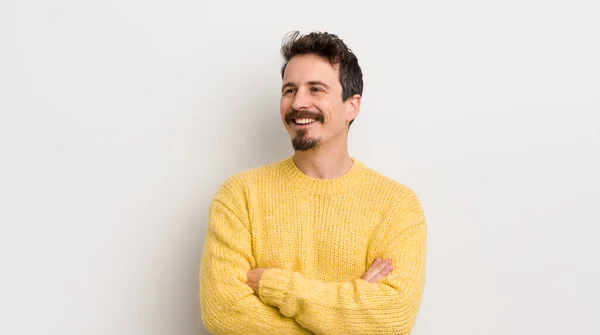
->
[[282, 81, 331, 91]]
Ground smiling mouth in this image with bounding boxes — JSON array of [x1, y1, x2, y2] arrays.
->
[[293, 118, 317, 125]]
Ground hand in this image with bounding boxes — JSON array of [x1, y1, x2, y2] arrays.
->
[[361, 258, 393, 283], [246, 268, 266, 295]]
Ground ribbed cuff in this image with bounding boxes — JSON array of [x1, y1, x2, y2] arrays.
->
[[258, 268, 292, 308]]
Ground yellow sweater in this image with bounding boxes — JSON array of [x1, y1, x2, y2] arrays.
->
[[199, 156, 427, 335]]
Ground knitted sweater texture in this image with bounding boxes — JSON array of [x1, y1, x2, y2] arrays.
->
[[199, 156, 427, 334]]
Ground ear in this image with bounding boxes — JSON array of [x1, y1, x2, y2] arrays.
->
[[345, 94, 361, 123]]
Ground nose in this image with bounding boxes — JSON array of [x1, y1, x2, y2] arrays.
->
[[292, 89, 311, 111]]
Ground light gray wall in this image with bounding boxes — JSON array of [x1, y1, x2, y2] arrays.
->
[[1, 0, 598, 334]]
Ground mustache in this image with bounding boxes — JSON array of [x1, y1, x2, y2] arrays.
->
[[285, 109, 325, 124]]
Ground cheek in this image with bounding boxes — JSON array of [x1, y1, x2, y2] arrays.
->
[[323, 99, 344, 123], [280, 99, 289, 117], [323, 97, 344, 119]]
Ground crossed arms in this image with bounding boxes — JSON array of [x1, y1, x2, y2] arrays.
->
[[199, 185, 427, 335]]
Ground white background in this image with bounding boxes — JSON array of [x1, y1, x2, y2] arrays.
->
[[1, 0, 599, 334]]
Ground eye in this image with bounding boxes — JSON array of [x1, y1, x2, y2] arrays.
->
[[283, 88, 296, 95], [311, 87, 324, 93]]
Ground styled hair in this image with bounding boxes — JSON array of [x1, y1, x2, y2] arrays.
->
[[280, 31, 363, 126]]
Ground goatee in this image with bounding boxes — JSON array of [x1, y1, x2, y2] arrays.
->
[[285, 108, 324, 151], [291, 129, 320, 151]]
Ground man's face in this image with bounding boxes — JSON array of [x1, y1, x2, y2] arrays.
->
[[280, 54, 358, 151]]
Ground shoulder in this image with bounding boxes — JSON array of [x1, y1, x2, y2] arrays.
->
[[358, 161, 425, 228], [215, 157, 289, 196], [360, 162, 422, 205]]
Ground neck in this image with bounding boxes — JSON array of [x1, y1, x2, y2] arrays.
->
[[293, 143, 353, 180]]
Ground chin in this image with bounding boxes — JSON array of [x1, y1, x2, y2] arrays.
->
[[291, 136, 320, 151]]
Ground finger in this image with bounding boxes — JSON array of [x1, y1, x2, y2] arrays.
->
[[368, 262, 393, 283], [369, 258, 382, 271], [361, 258, 380, 281], [362, 258, 389, 282], [368, 259, 392, 283], [361, 258, 382, 281]]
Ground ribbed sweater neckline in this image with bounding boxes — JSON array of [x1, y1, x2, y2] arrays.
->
[[280, 155, 367, 196]]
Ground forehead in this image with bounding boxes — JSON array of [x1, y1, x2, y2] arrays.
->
[[283, 54, 340, 86]]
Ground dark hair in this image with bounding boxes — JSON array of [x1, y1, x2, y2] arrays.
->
[[280, 31, 363, 127]]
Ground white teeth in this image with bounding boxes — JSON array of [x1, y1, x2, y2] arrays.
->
[[295, 118, 316, 124]]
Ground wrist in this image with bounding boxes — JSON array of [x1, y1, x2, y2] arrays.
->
[[258, 268, 292, 308]]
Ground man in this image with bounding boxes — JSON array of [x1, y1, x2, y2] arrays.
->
[[199, 31, 427, 335]]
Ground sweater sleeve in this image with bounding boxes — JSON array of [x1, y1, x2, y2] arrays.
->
[[199, 179, 312, 335], [257, 193, 427, 335]]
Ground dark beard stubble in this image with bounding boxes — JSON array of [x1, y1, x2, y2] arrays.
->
[[291, 128, 320, 151]]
